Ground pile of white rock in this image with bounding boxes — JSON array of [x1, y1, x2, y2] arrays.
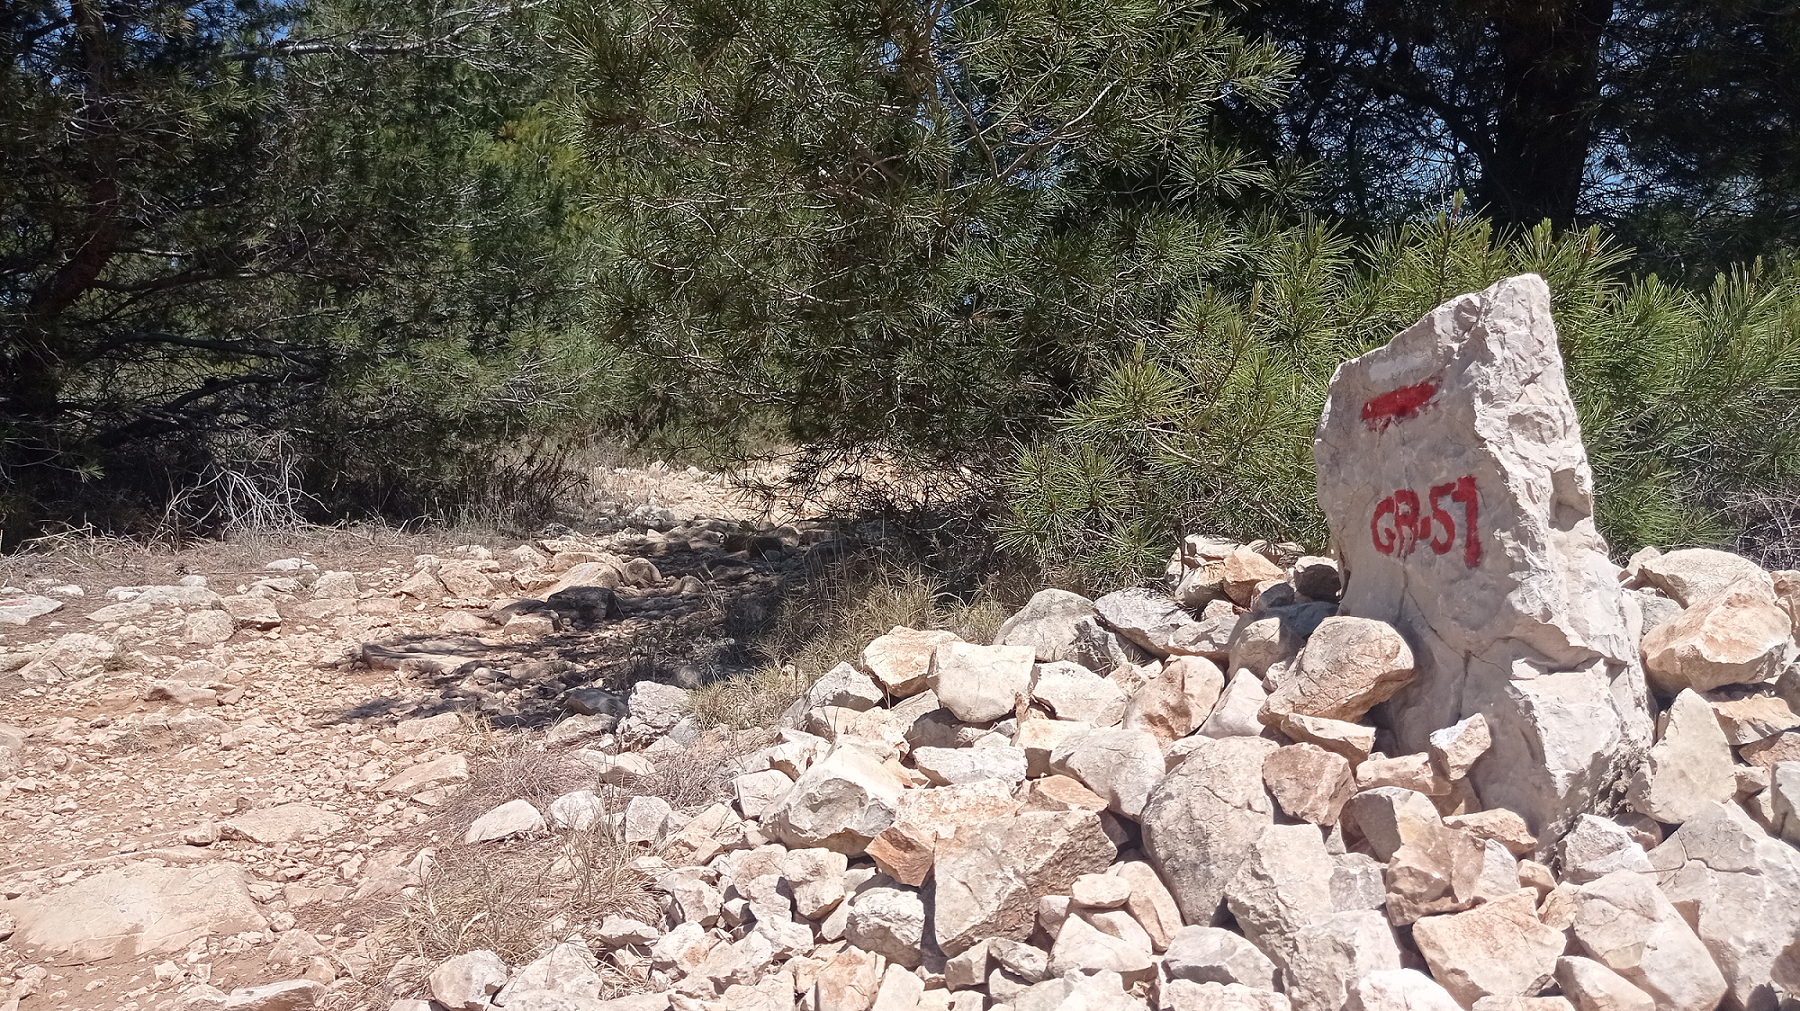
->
[[425, 533, 1800, 1011]]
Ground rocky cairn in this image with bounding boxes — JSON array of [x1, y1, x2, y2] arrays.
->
[[89, 275, 1800, 1011]]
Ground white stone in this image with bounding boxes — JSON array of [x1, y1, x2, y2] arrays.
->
[[0, 593, 62, 625], [549, 790, 609, 831], [1410, 890, 1564, 1007], [0, 861, 265, 964], [846, 884, 929, 968], [1032, 661, 1129, 725], [996, 589, 1098, 662], [732, 768, 795, 819], [1047, 913, 1154, 985], [1427, 714, 1491, 780], [929, 641, 1035, 723], [1049, 727, 1165, 819], [1638, 549, 1767, 607], [1123, 655, 1225, 745], [1283, 910, 1405, 1011], [1314, 274, 1652, 840], [1651, 800, 1800, 1011], [912, 744, 1028, 787], [219, 804, 347, 844], [763, 744, 904, 855], [1627, 689, 1736, 825], [1643, 573, 1793, 695], [624, 794, 673, 844], [1569, 871, 1726, 1011], [931, 809, 1116, 954], [1163, 926, 1279, 990], [863, 626, 960, 698], [1346, 970, 1462, 1011], [429, 950, 509, 1010], [1140, 735, 1278, 926], [464, 800, 546, 843], [1559, 815, 1653, 884], [1198, 668, 1270, 739], [1224, 823, 1335, 962]]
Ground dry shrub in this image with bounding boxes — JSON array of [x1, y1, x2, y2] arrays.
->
[[689, 557, 1014, 730], [427, 726, 599, 834], [395, 824, 659, 969], [624, 732, 775, 809]]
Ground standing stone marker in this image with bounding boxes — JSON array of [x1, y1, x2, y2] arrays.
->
[[1315, 273, 1651, 842]]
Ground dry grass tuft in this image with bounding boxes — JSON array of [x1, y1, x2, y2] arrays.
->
[[688, 557, 1014, 730], [626, 732, 774, 810], [427, 724, 599, 834], [396, 824, 659, 968]]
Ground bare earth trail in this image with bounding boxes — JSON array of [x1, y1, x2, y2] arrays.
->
[[0, 463, 838, 1011]]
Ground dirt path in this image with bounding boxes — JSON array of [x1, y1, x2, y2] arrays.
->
[[0, 464, 840, 1011]]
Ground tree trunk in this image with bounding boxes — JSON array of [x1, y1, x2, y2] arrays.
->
[[1482, 0, 1617, 227]]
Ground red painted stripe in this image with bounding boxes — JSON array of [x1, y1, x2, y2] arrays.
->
[[1362, 380, 1439, 430]]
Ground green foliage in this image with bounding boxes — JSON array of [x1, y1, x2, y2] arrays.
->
[[1001, 206, 1800, 578], [557, 0, 1303, 472], [0, 0, 591, 539]]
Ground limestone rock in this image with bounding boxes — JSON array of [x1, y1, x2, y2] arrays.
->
[[1627, 689, 1736, 825], [1140, 735, 1278, 926], [2, 861, 265, 964], [1639, 549, 1767, 608], [376, 753, 469, 794], [1163, 982, 1293, 1011], [1283, 910, 1405, 1011], [1013, 717, 1096, 779], [764, 744, 905, 855], [1265, 617, 1415, 723], [929, 641, 1035, 723], [1554, 957, 1655, 1011], [1263, 744, 1355, 825], [733, 768, 796, 820], [1705, 693, 1800, 746], [1222, 547, 1287, 607], [845, 884, 929, 969], [1224, 823, 1335, 961], [931, 809, 1116, 954], [1123, 656, 1225, 744], [911, 744, 1027, 787], [0, 593, 62, 625], [801, 662, 886, 713], [863, 627, 960, 698], [1559, 815, 1652, 884], [1094, 588, 1198, 657], [183, 610, 236, 646], [1163, 926, 1280, 990], [1342, 787, 1443, 862], [1569, 871, 1726, 1011], [496, 942, 603, 1003], [220, 593, 281, 629], [1111, 861, 1183, 951], [1428, 714, 1491, 781], [864, 778, 1020, 886], [219, 804, 347, 844], [1314, 274, 1652, 840], [1354, 753, 1450, 797], [1049, 727, 1165, 819], [1274, 713, 1377, 764], [1033, 661, 1129, 726], [1382, 821, 1488, 924], [1047, 914, 1154, 986], [429, 950, 509, 1010], [1200, 669, 1272, 740], [20, 631, 119, 681], [997, 589, 1098, 662], [1346, 970, 1461, 1011], [220, 980, 324, 1011], [1644, 574, 1793, 696], [1411, 890, 1564, 1007], [1651, 800, 1800, 1011], [1771, 761, 1800, 846]]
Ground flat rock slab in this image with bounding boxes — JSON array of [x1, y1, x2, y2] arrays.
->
[[0, 593, 63, 625], [1314, 273, 1651, 842], [220, 803, 348, 843], [2, 862, 266, 964]]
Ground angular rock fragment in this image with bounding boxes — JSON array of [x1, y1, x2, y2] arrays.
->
[[1140, 735, 1278, 926], [862, 627, 959, 698], [763, 744, 905, 855], [1638, 549, 1767, 608], [996, 589, 1097, 662], [929, 641, 1035, 723], [1049, 727, 1165, 819], [1264, 617, 1415, 723], [1642, 574, 1792, 695], [1627, 688, 1736, 825], [1410, 890, 1564, 1006], [1263, 744, 1355, 825], [1124, 655, 1225, 744], [931, 809, 1115, 954], [1569, 871, 1726, 1011]]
